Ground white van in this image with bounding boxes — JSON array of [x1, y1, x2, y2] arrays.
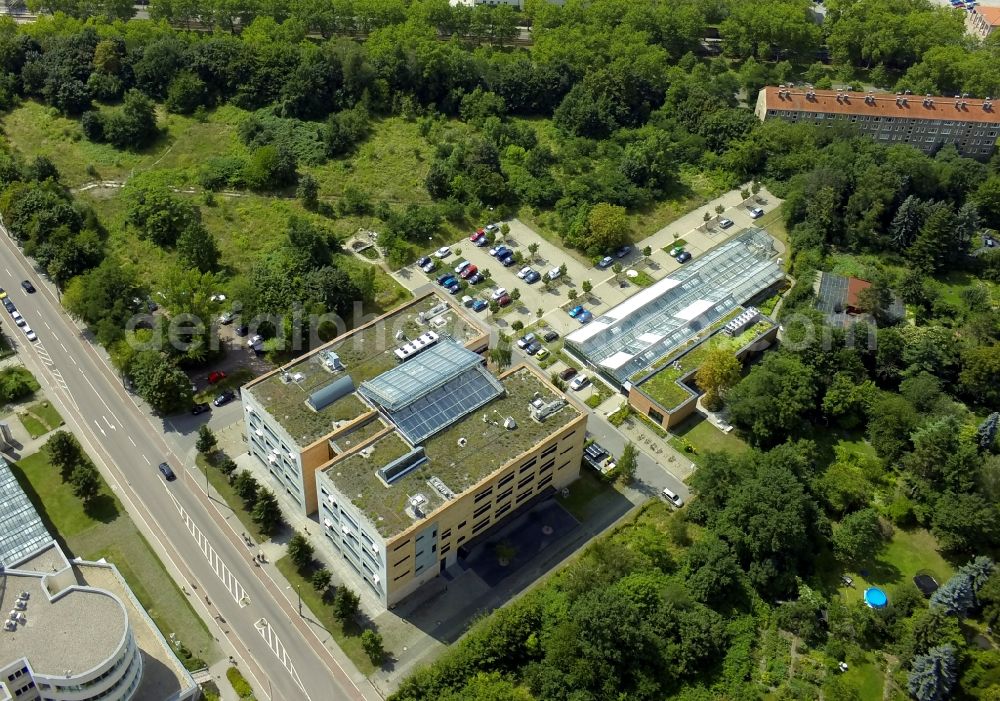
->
[[661, 487, 684, 508]]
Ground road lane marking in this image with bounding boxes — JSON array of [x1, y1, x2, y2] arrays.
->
[[143, 455, 151, 465], [169, 492, 250, 608], [4, 268, 9, 276], [128, 436, 136, 447], [254, 619, 308, 698], [60, 343, 68, 353], [94, 420, 106, 436], [43, 321, 50, 330], [104, 416, 116, 430]]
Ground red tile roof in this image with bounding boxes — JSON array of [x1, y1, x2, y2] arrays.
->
[[845, 277, 871, 311], [974, 6, 1000, 25], [760, 86, 1000, 125]]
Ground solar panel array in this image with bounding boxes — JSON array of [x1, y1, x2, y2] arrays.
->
[[0, 457, 51, 567], [380, 367, 504, 445], [359, 340, 484, 411]]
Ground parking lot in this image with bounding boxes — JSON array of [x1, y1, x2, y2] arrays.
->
[[398, 184, 781, 350]]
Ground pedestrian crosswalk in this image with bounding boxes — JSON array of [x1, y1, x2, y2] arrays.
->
[[254, 618, 308, 697]]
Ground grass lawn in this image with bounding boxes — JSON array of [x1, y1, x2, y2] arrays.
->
[[195, 454, 266, 541], [274, 555, 375, 676], [668, 414, 749, 466], [557, 469, 613, 521], [18, 412, 49, 439], [12, 449, 217, 668]]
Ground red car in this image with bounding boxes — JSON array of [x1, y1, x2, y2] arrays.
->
[[460, 264, 478, 279], [469, 230, 485, 242], [207, 370, 227, 384], [497, 293, 512, 307]]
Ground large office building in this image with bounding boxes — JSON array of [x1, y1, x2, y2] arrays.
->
[[0, 459, 198, 701], [755, 86, 1000, 160], [967, 6, 1000, 38], [242, 292, 586, 606]]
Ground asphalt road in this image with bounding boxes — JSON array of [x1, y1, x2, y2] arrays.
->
[[0, 232, 376, 701]]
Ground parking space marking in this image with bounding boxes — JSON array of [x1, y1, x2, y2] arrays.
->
[[172, 495, 250, 608], [254, 618, 308, 697], [34, 343, 53, 366]]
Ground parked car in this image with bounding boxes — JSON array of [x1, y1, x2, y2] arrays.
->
[[0, 288, 6, 299], [536, 348, 550, 360], [455, 260, 471, 274], [460, 264, 478, 279], [421, 259, 437, 273], [661, 487, 684, 508], [23, 326, 36, 342], [559, 367, 578, 381], [677, 251, 692, 263], [447, 283, 462, 295], [11, 311, 25, 327], [517, 266, 533, 279], [234, 324, 249, 337], [474, 236, 490, 247], [467, 272, 484, 285], [616, 245, 632, 259], [485, 223, 499, 234], [517, 333, 537, 349], [469, 230, 484, 242], [247, 334, 264, 348], [577, 310, 593, 323], [219, 311, 235, 325], [461, 295, 475, 308], [490, 287, 508, 300], [417, 256, 431, 268], [547, 267, 562, 281], [213, 390, 236, 407], [543, 330, 559, 342], [208, 370, 227, 384], [3, 299, 14, 312], [158, 461, 177, 481], [597, 256, 614, 269], [719, 218, 734, 229], [569, 375, 590, 391], [438, 275, 457, 287], [435, 246, 452, 258], [568, 305, 584, 318], [525, 271, 541, 284], [749, 207, 765, 219], [436, 273, 452, 285], [191, 403, 210, 415], [471, 299, 488, 312], [501, 254, 516, 267], [669, 245, 684, 257], [21, 280, 35, 293], [496, 293, 512, 307], [525, 341, 542, 355], [490, 245, 509, 258]]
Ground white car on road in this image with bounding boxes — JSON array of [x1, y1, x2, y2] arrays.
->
[[435, 246, 452, 259], [517, 266, 532, 279], [490, 287, 507, 301], [11, 310, 25, 327], [569, 375, 590, 391], [23, 326, 36, 342]]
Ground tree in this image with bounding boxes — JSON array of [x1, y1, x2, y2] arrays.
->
[[288, 533, 315, 571], [127, 350, 193, 415], [489, 335, 512, 370], [333, 586, 360, 623], [510, 288, 521, 303], [535, 308, 543, 320], [581, 280, 593, 295], [932, 492, 1000, 554], [361, 629, 384, 664], [888, 195, 926, 248], [232, 470, 259, 507], [177, 224, 220, 273], [832, 508, 884, 565], [527, 242, 539, 258], [617, 442, 637, 485], [568, 289, 578, 301], [686, 535, 743, 606], [584, 203, 631, 256], [727, 353, 817, 446], [959, 345, 1000, 407], [696, 347, 742, 411], [0, 367, 38, 403], [46, 431, 82, 478], [930, 572, 975, 617], [511, 320, 524, 332], [297, 173, 319, 210], [70, 463, 100, 504], [252, 488, 283, 536], [823, 373, 877, 429], [908, 644, 959, 701], [196, 425, 217, 455], [165, 71, 207, 114], [642, 246, 651, 257], [101, 89, 159, 149], [311, 567, 332, 592]]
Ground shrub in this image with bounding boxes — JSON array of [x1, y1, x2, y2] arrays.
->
[[0, 366, 39, 402], [225, 666, 254, 699]]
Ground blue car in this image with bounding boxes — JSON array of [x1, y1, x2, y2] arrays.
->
[[439, 275, 457, 287], [568, 305, 584, 318], [501, 255, 516, 267], [471, 299, 487, 312], [447, 283, 461, 295], [492, 246, 509, 258], [577, 310, 593, 324], [436, 273, 452, 285]]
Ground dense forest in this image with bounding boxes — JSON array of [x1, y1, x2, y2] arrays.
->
[[0, 0, 998, 695]]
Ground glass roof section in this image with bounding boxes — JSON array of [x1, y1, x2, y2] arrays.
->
[[0, 457, 52, 567], [565, 229, 783, 384], [358, 341, 484, 411]]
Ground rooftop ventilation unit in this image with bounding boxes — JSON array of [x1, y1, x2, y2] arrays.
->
[[3, 620, 15, 632], [418, 303, 449, 324], [378, 447, 428, 485], [405, 493, 429, 519], [393, 331, 440, 363], [531, 399, 566, 423], [320, 350, 344, 373], [428, 476, 455, 500], [280, 372, 293, 384], [504, 416, 517, 430]]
